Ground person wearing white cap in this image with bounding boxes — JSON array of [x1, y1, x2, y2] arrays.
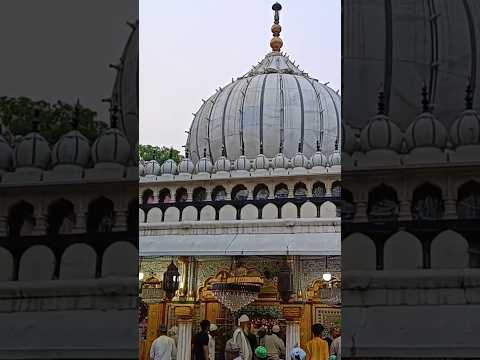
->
[[290, 346, 307, 360], [232, 314, 252, 360], [208, 323, 218, 360], [262, 325, 285, 360], [150, 324, 177, 360]]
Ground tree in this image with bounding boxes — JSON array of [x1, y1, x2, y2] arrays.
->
[[138, 144, 183, 165], [0, 96, 98, 144]]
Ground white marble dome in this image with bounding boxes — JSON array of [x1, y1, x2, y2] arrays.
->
[[145, 160, 160, 175], [91, 128, 130, 165], [405, 112, 447, 150], [160, 159, 177, 175], [253, 153, 269, 170], [195, 155, 213, 174], [52, 130, 90, 167], [292, 150, 308, 168], [233, 155, 251, 171], [311, 150, 328, 167], [215, 155, 231, 172], [178, 157, 194, 174], [450, 109, 480, 147], [273, 153, 289, 169], [360, 113, 403, 152], [187, 51, 340, 163], [328, 149, 341, 166], [15, 131, 51, 169], [0, 135, 13, 170]]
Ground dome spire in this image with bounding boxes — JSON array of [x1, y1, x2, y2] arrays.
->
[[72, 99, 81, 130], [270, 2, 283, 52], [421, 84, 430, 113], [32, 109, 40, 132], [465, 81, 473, 110]]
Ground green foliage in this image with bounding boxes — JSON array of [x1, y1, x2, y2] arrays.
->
[[139, 144, 183, 165], [0, 96, 98, 143]]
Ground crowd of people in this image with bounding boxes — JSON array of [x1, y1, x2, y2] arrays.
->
[[149, 314, 341, 360]]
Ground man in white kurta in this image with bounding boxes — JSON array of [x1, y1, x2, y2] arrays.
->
[[209, 323, 218, 360], [232, 315, 252, 360], [150, 325, 177, 360]]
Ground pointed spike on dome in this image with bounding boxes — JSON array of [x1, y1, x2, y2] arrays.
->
[[421, 84, 430, 113], [270, 2, 283, 52], [221, 144, 226, 157], [72, 99, 81, 129], [279, 141, 283, 154], [334, 139, 339, 151], [465, 81, 474, 110], [32, 109, 40, 132], [377, 90, 386, 115], [185, 147, 190, 158], [259, 142, 264, 154], [241, 140, 245, 156], [110, 105, 119, 128], [298, 141, 303, 153], [316, 139, 321, 152], [203, 148, 207, 158]]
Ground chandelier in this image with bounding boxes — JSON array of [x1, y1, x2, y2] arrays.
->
[[212, 261, 263, 313]]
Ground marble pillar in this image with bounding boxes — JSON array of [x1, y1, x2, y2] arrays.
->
[[283, 305, 304, 356], [174, 305, 194, 360]]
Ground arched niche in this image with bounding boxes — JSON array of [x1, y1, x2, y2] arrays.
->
[[87, 197, 114, 233], [212, 186, 227, 201], [457, 180, 480, 219], [281, 202, 297, 219], [240, 204, 258, 220], [182, 206, 198, 221], [312, 182, 326, 197], [146, 207, 162, 223], [231, 184, 248, 201], [343, 233, 376, 270], [294, 182, 307, 198], [253, 184, 269, 200], [47, 198, 75, 235], [102, 242, 137, 277], [175, 187, 188, 203], [60, 243, 96, 279], [219, 205, 236, 220], [192, 187, 207, 202], [164, 207, 180, 222], [320, 201, 337, 218], [159, 188, 172, 203], [384, 231, 422, 269], [7, 200, 35, 238], [300, 201, 317, 218], [431, 230, 469, 269], [142, 189, 154, 204], [367, 184, 399, 221], [200, 205, 216, 221], [19, 245, 55, 281], [0, 247, 14, 281], [411, 183, 444, 220], [274, 183, 289, 199]]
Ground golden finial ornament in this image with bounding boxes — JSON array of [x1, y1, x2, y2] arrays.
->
[[270, 2, 283, 52]]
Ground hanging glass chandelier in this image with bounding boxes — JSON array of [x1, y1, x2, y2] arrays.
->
[[212, 259, 264, 313]]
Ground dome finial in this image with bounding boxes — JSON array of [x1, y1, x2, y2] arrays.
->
[[421, 84, 430, 113], [270, 3, 283, 52], [32, 109, 40, 132], [72, 99, 81, 130], [110, 105, 119, 128], [465, 80, 473, 110], [203, 148, 207, 158], [241, 139, 245, 156], [259, 141, 264, 154], [377, 90, 386, 115], [185, 147, 190, 159], [316, 139, 321, 152], [221, 144, 227, 157], [298, 140, 303, 153]]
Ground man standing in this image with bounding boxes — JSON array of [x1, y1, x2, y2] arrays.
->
[[329, 328, 341, 360], [150, 324, 177, 360], [305, 324, 329, 360], [232, 314, 253, 360], [208, 323, 218, 360], [193, 319, 211, 360], [262, 325, 285, 360]]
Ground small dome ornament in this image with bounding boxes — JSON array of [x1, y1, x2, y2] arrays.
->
[[160, 148, 178, 175], [233, 141, 251, 171], [292, 141, 308, 167], [144, 159, 160, 175], [328, 140, 341, 166], [360, 90, 403, 152], [15, 110, 51, 169], [52, 100, 91, 167], [405, 85, 447, 150], [91, 106, 131, 165], [311, 140, 328, 167], [270, 2, 283, 52], [195, 148, 213, 173], [273, 143, 289, 169], [254, 142, 269, 170], [178, 148, 194, 174], [215, 145, 231, 172], [450, 82, 480, 147]]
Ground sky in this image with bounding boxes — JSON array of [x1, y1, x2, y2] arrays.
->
[[0, 0, 136, 126], [140, 0, 341, 150]]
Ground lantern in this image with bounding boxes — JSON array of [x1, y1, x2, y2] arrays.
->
[[163, 261, 180, 300], [278, 261, 294, 303]]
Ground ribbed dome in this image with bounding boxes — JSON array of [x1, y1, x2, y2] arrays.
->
[[52, 130, 90, 167], [111, 21, 138, 148], [253, 153, 269, 170], [195, 155, 213, 174], [273, 153, 289, 169], [178, 157, 194, 174], [451, 109, 480, 147], [311, 151, 328, 167], [160, 159, 177, 175], [0, 135, 13, 170], [145, 160, 160, 175], [215, 156, 231, 172], [233, 155, 251, 171], [360, 113, 403, 152], [91, 127, 131, 165], [405, 112, 447, 150], [15, 131, 51, 169], [187, 51, 340, 163], [328, 149, 341, 166]]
